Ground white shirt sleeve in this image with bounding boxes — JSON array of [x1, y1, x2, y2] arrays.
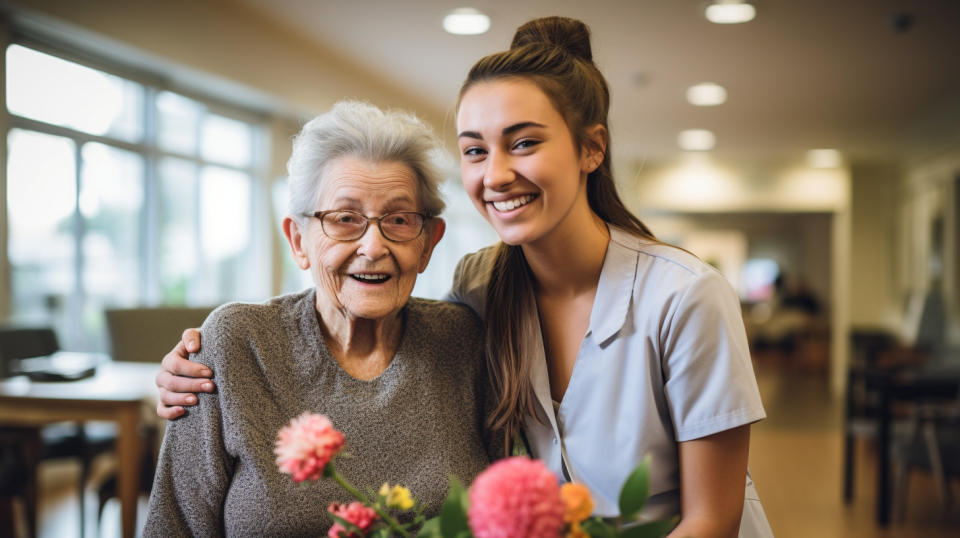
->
[[660, 270, 765, 442]]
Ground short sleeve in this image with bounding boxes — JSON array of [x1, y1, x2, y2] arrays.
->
[[660, 271, 765, 442], [443, 248, 496, 319]]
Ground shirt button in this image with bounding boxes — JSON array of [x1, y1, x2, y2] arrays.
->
[[553, 438, 559, 445]]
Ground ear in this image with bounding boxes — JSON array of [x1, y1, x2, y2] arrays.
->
[[282, 216, 311, 270], [580, 124, 608, 174], [417, 218, 446, 273]]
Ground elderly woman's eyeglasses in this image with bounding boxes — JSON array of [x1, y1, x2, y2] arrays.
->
[[304, 210, 429, 242]]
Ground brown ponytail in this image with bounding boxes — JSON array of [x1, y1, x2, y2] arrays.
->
[[459, 17, 657, 449]]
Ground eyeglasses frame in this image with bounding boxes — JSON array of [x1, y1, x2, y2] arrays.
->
[[302, 209, 431, 243]]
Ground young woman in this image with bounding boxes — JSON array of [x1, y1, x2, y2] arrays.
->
[[156, 17, 771, 537]]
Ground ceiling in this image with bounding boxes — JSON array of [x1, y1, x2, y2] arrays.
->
[[236, 0, 960, 165]]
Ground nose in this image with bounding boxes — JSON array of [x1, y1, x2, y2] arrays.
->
[[483, 149, 515, 191], [354, 220, 390, 260]]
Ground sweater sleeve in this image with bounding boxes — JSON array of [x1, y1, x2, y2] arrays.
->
[[143, 309, 236, 537]]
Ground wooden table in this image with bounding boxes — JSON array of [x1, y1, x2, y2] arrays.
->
[[0, 361, 159, 538]]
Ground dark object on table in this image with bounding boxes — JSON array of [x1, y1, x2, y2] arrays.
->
[[15, 351, 104, 381]]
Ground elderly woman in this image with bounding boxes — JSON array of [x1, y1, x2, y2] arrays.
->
[[143, 101, 493, 536]]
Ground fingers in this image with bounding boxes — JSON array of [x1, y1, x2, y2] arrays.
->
[[161, 342, 213, 379], [182, 328, 202, 353], [155, 369, 214, 396], [156, 401, 185, 420]]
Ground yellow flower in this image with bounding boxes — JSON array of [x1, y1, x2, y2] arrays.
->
[[379, 483, 414, 510], [560, 483, 593, 523]]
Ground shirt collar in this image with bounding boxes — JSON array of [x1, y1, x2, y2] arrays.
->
[[589, 226, 640, 345]]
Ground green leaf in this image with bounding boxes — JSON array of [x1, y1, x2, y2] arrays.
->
[[615, 516, 679, 538], [440, 477, 470, 538], [581, 518, 617, 538], [322, 461, 336, 479], [418, 517, 442, 538], [368, 528, 392, 538], [618, 454, 651, 521]]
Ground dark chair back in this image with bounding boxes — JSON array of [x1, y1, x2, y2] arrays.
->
[[105, 307, 214, 363], [0, 326, 59, 378]]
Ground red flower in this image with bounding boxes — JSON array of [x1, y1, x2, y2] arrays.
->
[[327, 501, 378, 538], [467, 456, 565, 538], [274, 412, 346, 482]]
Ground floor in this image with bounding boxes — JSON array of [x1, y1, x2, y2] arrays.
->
[[749, 353, 960, 537], [14, 357, 960, 537]]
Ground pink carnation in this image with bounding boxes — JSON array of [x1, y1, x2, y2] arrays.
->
[[467, 456, 565, 538], [327, 501, 378, 538], [274, 412, 346, 482]]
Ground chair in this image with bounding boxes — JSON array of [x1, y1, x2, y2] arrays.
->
[[0, 326, 116, 538], [843, 289, 947, 504], [0, 427, 42, 538], [892, 392, 960, 519], [104, 307, 214, 363], [93, 307, 213, 527]]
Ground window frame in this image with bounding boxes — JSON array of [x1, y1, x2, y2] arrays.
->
[[1, 26, 273, 350]]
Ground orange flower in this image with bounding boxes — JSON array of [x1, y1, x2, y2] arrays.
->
[[560, 483, 593, 524], [566, 521, 590, 538]]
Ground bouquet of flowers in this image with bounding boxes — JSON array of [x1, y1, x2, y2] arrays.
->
[[275, 412, 678, 538]]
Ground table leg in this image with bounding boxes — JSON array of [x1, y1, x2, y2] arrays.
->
[[876, 377, 891, 526], [115, 407, 142, 538]]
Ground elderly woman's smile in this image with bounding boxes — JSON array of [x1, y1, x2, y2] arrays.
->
[[286, 155, 443, 324]]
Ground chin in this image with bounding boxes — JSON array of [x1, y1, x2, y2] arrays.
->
[[491, 224, 540, 247]]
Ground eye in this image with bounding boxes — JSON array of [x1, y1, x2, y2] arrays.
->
[[512, 138, 540, 151], [384, 213, 412, 226], [461, 146, 486, 157], [333, 212, 361, 224]]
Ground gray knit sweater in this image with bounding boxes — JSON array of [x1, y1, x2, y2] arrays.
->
[[144, 289, 493, 537]]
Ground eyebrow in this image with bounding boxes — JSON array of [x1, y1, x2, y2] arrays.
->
[[457, 121, 547, 140], [328, 194, 417, 209]]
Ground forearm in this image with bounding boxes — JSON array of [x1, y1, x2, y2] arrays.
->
[[667, 513, 740, 538], [673, 425, 750, 538]]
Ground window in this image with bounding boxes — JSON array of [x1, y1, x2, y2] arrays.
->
[[4, 43, 269, 350]]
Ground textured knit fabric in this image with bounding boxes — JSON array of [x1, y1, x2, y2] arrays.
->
[[144, 289, 492, 537], [447, 225, 771, 536]]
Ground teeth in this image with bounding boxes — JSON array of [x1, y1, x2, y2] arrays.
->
[[492, 195, 535, 212], [352, 274, 389, 282]]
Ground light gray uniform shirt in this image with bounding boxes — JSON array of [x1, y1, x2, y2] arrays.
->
[[144, 289, 492, 537], [449, 226, 772, 536]]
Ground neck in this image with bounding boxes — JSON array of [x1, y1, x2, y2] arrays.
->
[[315, 295, 404, 379], [521, 199, 610, 298]]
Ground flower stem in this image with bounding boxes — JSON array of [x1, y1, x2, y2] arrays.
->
[[331, 470, 410, 538]]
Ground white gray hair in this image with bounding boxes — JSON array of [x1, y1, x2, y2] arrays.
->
[[287, 100, 447, 221]]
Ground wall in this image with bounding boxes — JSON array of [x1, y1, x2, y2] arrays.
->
[[848, 162, 902, 330]]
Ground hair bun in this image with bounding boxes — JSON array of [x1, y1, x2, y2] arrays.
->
[[510, 16, 593, 62]]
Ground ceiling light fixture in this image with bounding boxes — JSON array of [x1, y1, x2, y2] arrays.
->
[[705, 1, 756, 24], [443, 8, 490, 35], [807, 149, 843, 168], [678, 129, 716, 151], [686, 82, 727, 106]]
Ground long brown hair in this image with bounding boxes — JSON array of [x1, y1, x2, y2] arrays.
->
[[458, 17, 657, 448]]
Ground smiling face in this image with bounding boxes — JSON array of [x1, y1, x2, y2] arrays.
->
[[283, 156, 444, 322], [456, 78, 602, 247]]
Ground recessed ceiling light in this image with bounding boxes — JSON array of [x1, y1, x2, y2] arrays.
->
[[686, 82, 727, 106], [705, 1, 756, 24], [443, 8, 490, 35], [807, 149, 843, 168], [678, 129, 716, 151]]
